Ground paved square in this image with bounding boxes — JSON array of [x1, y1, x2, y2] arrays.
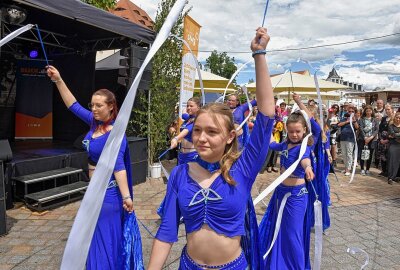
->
[[1, 159, 400, 269]]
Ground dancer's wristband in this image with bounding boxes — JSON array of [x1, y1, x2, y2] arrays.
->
[[252, 49, 267, 58], [52, 78, 63, 83], [122, 195, 131, 201]]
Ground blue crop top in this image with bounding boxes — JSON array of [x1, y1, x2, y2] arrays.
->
[[180, 118, 195, 143], [269, 141, 311, 178], [155, 112, 274, 243], [69, 102, 127, 173]]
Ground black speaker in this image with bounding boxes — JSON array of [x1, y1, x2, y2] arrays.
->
[[127, 137, 147, 162], [0, 140, 12, 161], [131, 160, 147, 185], [127, 137, 147, 185]]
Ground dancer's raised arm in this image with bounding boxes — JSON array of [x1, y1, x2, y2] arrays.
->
[[251, 27, 274, 118], [46, 65, 76, 108]]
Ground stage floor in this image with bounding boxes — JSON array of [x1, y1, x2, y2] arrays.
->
[[9, 140, 85, 162]]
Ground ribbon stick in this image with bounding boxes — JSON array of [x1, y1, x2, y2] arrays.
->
[[220, 59, 253, 103], [347, 247, 369, 269], [348, 113, 358, 184], [35, 24, 49, 66], [60, 1, 187, 269], [0, 24, 34, 47], [261, 0, 271, 27], [158, 148, 171, 160], [254, 109, 312, 205], [171, 35, 205, 106]]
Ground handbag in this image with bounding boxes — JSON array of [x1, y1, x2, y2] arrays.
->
[[361, 145, 370, 161]]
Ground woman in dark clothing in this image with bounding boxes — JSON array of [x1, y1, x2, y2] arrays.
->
[[358, 105, 379, 175], [387, 112, 400, 184], [377, 105, 394, 177]]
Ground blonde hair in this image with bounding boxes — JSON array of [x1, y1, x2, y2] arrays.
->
[[195, 103, 240, 185], [389, 112, 400, 125]]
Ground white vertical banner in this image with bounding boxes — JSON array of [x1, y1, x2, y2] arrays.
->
[[179, 53, 196, 118]]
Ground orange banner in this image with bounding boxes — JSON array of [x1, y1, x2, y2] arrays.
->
[[182, 16, 201, 57]]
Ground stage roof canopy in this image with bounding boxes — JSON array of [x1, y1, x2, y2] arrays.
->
[[3, 0, 155, 53]]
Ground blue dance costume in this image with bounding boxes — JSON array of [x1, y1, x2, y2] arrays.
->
[[233, 100, 257, 150], [178, 117, 199, 165], [259, 141, 312, 270], [308, 119, 331, 232], [69, 102, 143, 270], [156, 112, 274, 269]]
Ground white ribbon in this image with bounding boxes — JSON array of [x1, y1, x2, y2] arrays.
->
[[313, 199, 323, 270], [220, 59, 253, 103], [263, 192, 291, 259], [253, 109, 312, 206], [0, 24, 34, 47], [170, 35, 205, 106], [60, 1, 187, 269], [235, 86, 253, 131], [348, 113, 358, 184], [347, 247, 369, 269], [313, 73, 325, 131]]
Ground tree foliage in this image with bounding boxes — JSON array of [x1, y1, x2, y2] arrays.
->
[[81, 0, 116, 10], [205, 50, 237, 81], [129, 0, 187, 164]]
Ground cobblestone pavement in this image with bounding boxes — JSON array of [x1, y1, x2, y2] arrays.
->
[[1, 159, 400, 270]]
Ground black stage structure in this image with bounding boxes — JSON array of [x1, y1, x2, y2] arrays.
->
[[0, 0, 155, 231]]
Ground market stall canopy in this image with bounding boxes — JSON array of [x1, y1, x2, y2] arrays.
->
[[245, 71, 349, 93], [194, 70, 236, 93], [3, 0, 155, 52], [276, 90, 341, 102]]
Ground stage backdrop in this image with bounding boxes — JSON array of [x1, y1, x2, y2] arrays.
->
[[15, 60, 53, 139]]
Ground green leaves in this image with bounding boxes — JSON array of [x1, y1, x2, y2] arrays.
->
[[81, 0, 116, 10], [205, 50, 238, 82]]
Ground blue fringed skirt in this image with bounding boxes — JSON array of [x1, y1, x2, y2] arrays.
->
[[86, 185, 123, 270], [259, 183, 309, 270]]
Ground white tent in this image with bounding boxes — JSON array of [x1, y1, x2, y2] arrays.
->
[[194, 70, 236, 93], [246, 71, 349, 93]]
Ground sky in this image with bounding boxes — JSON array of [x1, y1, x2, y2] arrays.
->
[[134, 0, 400, 90]]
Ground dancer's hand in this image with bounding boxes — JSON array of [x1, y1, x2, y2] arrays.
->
[[251, 27, 270, 52], [170, 137, 178, 149], [46, 65, 62, 82], [305, 166, 315, 181], [123, 198, 134, 213], [292, 92, 301, 104]]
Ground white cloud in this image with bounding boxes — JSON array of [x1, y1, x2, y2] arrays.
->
[[366, 54, 375, 58], [364, 62, 400, 75], [133, 0, 400, 86]]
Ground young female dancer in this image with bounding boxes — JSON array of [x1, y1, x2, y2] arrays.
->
[[148, 27, 274, 270], [46, 66, 142, 269], [259, 110, 315, 270], [170, 97, 201, 164]]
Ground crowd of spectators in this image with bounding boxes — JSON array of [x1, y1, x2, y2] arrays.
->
[[247, 96, 400, 184]]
